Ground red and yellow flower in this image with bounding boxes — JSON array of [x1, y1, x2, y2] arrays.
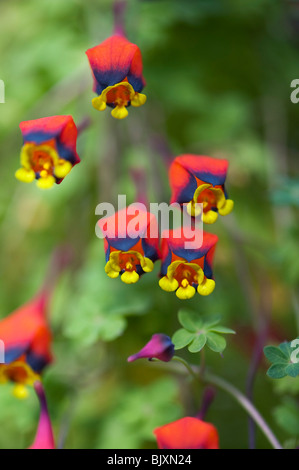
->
[[98, 205, 160, 284], [169, 155, 234, 224], [15, 115, 80, 189], [159, 227, 218, 300], [0, 290, 52, 399], [86, 34, 146, 119], [154, 417, 219, 449]]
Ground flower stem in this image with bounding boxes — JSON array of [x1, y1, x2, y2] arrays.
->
[[172, 356, 283, 449]]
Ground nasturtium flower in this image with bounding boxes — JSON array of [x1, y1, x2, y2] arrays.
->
[[86, 34, 146, 119], [169, 155, 234, 224], [128, 334, 175, 362], [0, 290, 52, 399], [98, 205, 160, 284], [159, 228, 218, 300], [29, 381, 55, 449], [15, 115, 80, 189], [154, 417, 219, 449]]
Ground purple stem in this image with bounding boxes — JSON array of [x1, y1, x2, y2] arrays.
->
[[113, 0, 127, 36]]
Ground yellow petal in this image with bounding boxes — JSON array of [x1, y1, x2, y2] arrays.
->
[[13, 384, 29, 400], [121, 270, 139, 284], [167, 260, 184, 280], [111, 105, 129, 119], [36, 175, 55, 189], [15, 168, 35, 183], [54, 160, 72, 179], [92, 96, 107, 111], [105, 261, 120, 278], [176, 284, 196, 300], [202, 210, 218, 224], [193, 183, 212, 202], [187, 263, 204, 284], [186, 201, 201, 217], [197, 278, 215, 296], [209, 187, 226, 208], [159, 276, 179, 292], [218, 199, 234, 216], [109, 251, 121, 271], [142, 257, 154, 273], [131, 93, 147, 107]]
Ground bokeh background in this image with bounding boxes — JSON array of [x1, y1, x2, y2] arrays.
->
[[0, 0, 299, 449]]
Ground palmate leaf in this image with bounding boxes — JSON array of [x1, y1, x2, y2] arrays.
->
[[173, 309, 235, 354], [172, 329, 196, 350], [188, 334, 207, 353], [264, 338, 299, 379]]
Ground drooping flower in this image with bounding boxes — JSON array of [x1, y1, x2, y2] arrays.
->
[[169, 155, 234, 224], [159, 227, 218, 300], [128, 334, 174, 362], [86, 34, 146, 119], [29, 381, 55, 449], [98, 205, 160, 284], [15, 115, 80, 189], [0, 290, 52, 399], [154, 417, 219, 449]]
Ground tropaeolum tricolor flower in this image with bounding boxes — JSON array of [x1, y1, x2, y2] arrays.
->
[[154, 417, 219, 449], [159, 227, 218, 300], [0, 289, 52, 399], [15, 115, 80, 189], [128, 334, 175, 363], [86, 34, 146, 119], [169, 155, 234, 224], [29, 381, 55, 449], [98, 205, 160, 284]]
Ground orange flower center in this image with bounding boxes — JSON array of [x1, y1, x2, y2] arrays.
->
[[106, 83, 132, 107], [30, 150, 54, 175]]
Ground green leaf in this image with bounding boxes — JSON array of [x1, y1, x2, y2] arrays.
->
[[172, 329, 196, 350], [267, 363, 288, 379], [274, 397, 299, 436], [285, 363, 299, 378], [178, 309, 203, 332], [209, 326, 236, 335], [206, 332, 227, 353], [188, 334, 207, 353], [264, 346, 289, 364]]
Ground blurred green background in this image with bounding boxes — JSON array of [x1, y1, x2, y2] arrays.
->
[[0, 0, 299, 449]]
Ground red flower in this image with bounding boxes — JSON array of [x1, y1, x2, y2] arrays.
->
[[86, 34, 146, 119], [15, 115, 80, 189], [154, 417, 219, 449], [159, 227, 218, 300], [29, 381, 55, 449], [98, 205, 160, 284], [128, 334, 175, 362], [0, 290, 52, 399], [169, 155, 234, 224]]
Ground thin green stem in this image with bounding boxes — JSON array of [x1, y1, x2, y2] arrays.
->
[[172, 356, 282, 450]]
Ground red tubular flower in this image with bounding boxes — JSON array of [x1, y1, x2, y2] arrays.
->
[[86, 34, 146, 119], [154, 417, 219, 449], [159, 227, 218, 300], [0, 290, 52, 399], [15, 115, 80, 189], [127, 334, 175, 362], [169, 155, 234, 224], [98, 205, 160, 284], [29, 381, 55, 449]]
